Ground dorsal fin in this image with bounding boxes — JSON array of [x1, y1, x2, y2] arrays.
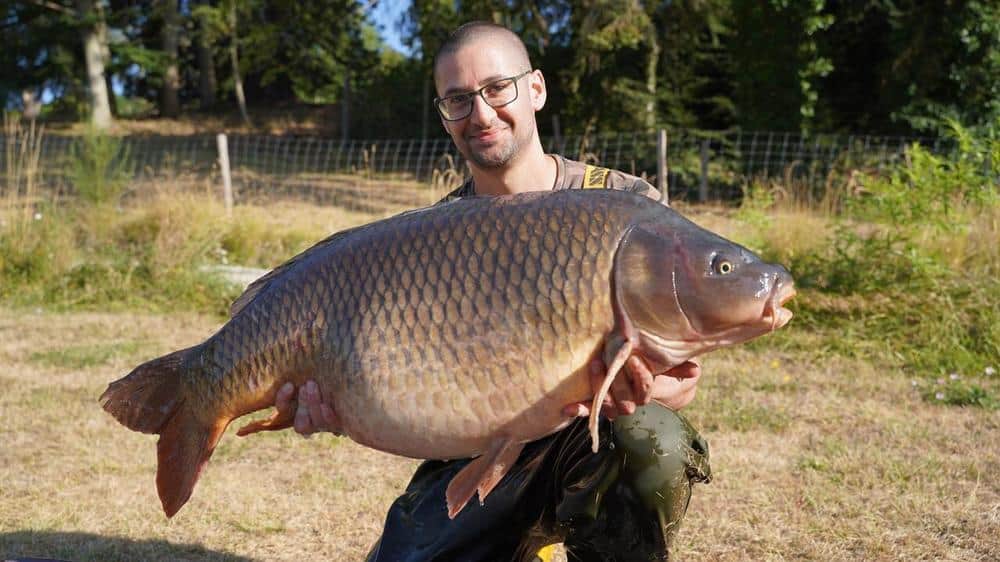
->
[[228, 226, 361, 317], [228, 202, 454, 317]]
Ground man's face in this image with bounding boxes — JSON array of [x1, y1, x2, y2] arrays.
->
[[435, 39, 546, 169]]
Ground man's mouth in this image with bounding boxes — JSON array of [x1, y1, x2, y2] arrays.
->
[[470, 129, 504, 143]]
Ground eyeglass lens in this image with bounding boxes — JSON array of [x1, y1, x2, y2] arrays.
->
[[438, 77, 519, 120]]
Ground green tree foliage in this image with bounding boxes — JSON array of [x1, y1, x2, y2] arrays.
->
[[1, 0, 997, 138], [560, 1, 658, 132], [190, 0, 379, 104], [729, 0, 833, 132], [0, 2, 82, 116], [817, 0, 1000, 136]]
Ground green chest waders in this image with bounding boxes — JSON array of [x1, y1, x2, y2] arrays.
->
[[366, 403, 710, 562]]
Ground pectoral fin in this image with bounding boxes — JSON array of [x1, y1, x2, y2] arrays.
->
[[589, 336, 634, 452], [444, 437, 525, 519]]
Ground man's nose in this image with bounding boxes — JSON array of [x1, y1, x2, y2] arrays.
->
[[468, 94, 497, 127]]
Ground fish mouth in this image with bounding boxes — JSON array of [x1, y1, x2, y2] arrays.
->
[[763, 282, 796, 331]]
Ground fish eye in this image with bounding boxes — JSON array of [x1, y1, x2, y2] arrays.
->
[[713, 257, 734, 275]]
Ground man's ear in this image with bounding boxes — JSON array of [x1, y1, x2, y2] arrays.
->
[[529, 69, 547, 111]]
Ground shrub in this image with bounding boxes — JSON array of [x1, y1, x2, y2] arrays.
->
[[741, 123, 999, 408], [69, 127, 133, 206]]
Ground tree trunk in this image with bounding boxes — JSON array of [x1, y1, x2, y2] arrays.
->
[[229, 3, 251, 126], [341, 72, 351, 141], [645, 23, 659, 131], [76, 0, 113, 129], [196, 11, 217, 110], [161, 0, 181, 118]]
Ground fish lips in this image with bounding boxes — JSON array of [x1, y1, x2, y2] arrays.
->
[[763, 280, 796, 331]]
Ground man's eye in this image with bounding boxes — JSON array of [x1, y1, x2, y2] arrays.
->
[[485, 81, 511, 96], [449, 94, 472, 106]]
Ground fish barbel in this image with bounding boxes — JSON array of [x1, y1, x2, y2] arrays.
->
[[100, 189, 795, 518]]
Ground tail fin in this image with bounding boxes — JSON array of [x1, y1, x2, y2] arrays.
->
[[100, 346, 229, 518]]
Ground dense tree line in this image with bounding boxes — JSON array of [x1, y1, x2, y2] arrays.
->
[[1, 0, 996, 138]]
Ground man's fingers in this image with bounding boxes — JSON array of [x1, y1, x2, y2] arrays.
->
[[275, 381, 296, 413], [655, 378, 699, 410], [610, 371, 636, 416], [648, 360, 703, 410], [665, 359, 702, 380], [305, 381, 328, 426], [589, 359, 619, 419], [562, 402, 590, 418], [293, 401, 313, 436], [293, 381, 322, 436], [625, 356, 654, 406]]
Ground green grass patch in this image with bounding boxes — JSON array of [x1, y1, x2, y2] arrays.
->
[[28, 341, 148, 369], [739, 124, 999, 409], [0, 191, 331, 317], [694, 396, 790, 433]]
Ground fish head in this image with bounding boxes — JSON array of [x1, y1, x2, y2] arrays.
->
[[614, 213, 796, 370]]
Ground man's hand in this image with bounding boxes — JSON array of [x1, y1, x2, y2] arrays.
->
[[561, 357, 701, 419], [274, 380, 343, 437]]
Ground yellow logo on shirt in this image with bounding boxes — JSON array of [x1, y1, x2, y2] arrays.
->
[[583, 165, 609, 188]]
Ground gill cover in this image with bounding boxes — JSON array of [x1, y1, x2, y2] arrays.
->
[[613, 217, 793, 364], [614, 225, 688, 341]]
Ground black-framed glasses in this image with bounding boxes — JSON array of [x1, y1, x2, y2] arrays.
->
[[434, 70, 533, 121]]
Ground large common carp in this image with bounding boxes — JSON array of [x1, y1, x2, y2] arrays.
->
[[101, 189, 795, 519]]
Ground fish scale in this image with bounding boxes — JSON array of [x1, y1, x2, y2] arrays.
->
[[101, 188, 796, 519]]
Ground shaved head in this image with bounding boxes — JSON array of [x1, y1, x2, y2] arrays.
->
[[433, 22, 532, 91]]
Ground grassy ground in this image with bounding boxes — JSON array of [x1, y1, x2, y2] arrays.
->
[[1, 160, 997, 560], [1, 302, 996, 561]]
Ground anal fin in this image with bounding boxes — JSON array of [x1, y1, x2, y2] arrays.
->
[[444, 437, 524, 519]]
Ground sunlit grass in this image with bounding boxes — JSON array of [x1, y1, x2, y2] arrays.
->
[[0, 184, 386, 316], [1, 309, 997, 561]]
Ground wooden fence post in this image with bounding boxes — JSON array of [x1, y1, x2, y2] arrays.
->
[[217, 133, 233, 216], [656, 129, 668, 204]]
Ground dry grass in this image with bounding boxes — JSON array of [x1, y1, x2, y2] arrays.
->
[[1, 307, 996, 561], [0, 309, 419, 561]]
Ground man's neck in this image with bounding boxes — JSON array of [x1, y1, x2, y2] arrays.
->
[[469, 140, 556, 196]]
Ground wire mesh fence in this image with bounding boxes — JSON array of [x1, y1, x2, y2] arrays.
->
[[1, 129, 947, 212]]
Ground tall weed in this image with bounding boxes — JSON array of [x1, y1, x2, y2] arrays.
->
[[2, 113, 44, 249]]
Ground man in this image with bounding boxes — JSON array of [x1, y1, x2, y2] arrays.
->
[[273, 22, 710, 561]]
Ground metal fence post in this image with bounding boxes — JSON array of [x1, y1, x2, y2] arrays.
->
[[216, 133, 233, 215], [657, 129, 668, 203]]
